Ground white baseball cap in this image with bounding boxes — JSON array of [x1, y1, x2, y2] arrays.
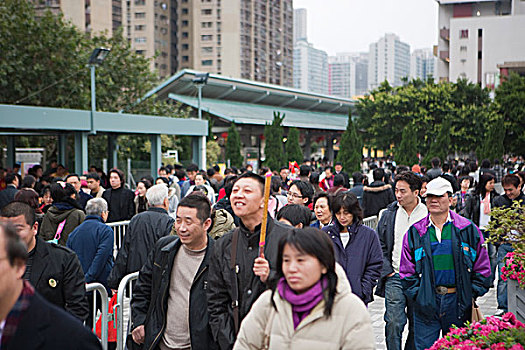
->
[[425, 177, 453, 196]]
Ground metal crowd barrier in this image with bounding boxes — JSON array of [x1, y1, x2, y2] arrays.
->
[[107, 220, 130, 258], [363, 215, 378, 231], [115, 271, 140, 350], [86, 282, 109, 350]]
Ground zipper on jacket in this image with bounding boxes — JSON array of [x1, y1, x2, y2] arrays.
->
[[149, 268, 169, 350]]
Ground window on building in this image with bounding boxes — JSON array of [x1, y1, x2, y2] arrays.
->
[[201, 46, 213, 54], [182, 20, 189, 27], [182, 32, 189, 38], [182, 44, 189, 50], [460, 46, 467, 52], [202, 60, 213, 66], [201, 22, 212, 28], [134, 0, 145, 5], [201, 34, 213, 41], [181, 8, 188, 14], [134, 37, 146, 43], [202, 9, 212, 15], [182, 56, 189, 62], [135, 50, 145, 55], [135, 12, 145, 18], [135, 25, 145, 31], [460, 29, 469, 38]]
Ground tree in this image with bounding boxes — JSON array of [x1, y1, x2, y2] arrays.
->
[[495, 73, 525, 156], [395, 122, 419, 166], [335, 113, 362, 173], [423, 118, 451, 167], [206, 140, 221, 168], [264, 111, 286, 171], [477, 111, 505, 162], [225, 123, 243, 168], [286, 128, 303, 163]]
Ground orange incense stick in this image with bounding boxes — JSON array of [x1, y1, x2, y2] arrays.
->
[[259, 173, 272, 257]]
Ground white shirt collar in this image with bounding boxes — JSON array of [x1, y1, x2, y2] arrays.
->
[[428, 211, 452, 228]]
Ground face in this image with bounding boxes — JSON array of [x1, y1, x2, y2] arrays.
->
[[1, 215, 36, 251], [420, 182, 428, 197], [485, 179, 495, 193], [280, 169, 289, 180], [0, 231, 26, 301], [109, 172, 121, 189], [287, 184, 307, 205], [334, 164, 342, 173], [195, 174, 205, 186], [43, 191, 53, 205], [314, 197, 331, 224], [503, 184, 521, 200], [230, 178, 264, 219], [159, 169, 167, 176], [325, 169, 332, 178], [175, 206, 211, 250], [137, 182, 147, 196], [395, 180, 419, 209], [335, 207, 354, 227], [282, 244, 327, 294], [66, 176, 81, 192], [461, 178, 470, 190], [426, 193, 453, 216], [35, 168, 43, 178], [156, 179, 165, 186], [187, 170, 197, 182], [87, 178, 100, 191]]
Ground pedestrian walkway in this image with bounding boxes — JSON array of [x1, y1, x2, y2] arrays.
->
[[368, 285, 498, 349]]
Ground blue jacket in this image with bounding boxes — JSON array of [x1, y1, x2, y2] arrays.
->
[[323, 221, 382, 305], [66, 215, 114, 288], [399, 211, 491, 322]]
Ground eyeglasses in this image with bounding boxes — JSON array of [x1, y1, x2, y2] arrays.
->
[[287, 192, 303, 199]]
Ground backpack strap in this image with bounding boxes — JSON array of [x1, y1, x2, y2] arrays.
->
[[230, 228, 241, 334]]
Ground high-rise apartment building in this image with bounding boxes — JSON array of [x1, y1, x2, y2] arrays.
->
[[294, 8, 307, 43], [368, 33, 410, 90], [293, 40, 328, 94], [410, 48, 436, 81], [328, 52, 369, 98], [435, 0, 525, 88], [31, 0, 120, 36]]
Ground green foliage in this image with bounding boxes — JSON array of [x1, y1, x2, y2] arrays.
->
[[495, 73, 525, 155], [264, 111, 286, 171], [395, 122, 419, 166], [225, 123, 243, 168], [423, 118, 451, 167], [487, 200, 525, 254], [206, 140, 221, 168], [335, 113, 362, 173], [476, 110, 505, 162], [286, 128, 303, 163]]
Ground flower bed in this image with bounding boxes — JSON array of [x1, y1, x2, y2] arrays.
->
[[502, 252, 525, 289], [429, 312, 525, 350]]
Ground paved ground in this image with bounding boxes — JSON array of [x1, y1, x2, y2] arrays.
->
[[368, 284, 499, 349]]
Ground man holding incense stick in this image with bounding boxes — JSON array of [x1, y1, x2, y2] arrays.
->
[[207, 172, 290, 350]]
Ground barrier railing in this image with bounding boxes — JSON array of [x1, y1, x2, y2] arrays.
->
[[363, 215, 378, 231], [115, 271, 140, 350], [86, 282, 109, 350], [107, 220, 130, 258]]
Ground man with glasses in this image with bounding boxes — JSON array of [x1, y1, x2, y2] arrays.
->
[[400, 177, 491, 350]]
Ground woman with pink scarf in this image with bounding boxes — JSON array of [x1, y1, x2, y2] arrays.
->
[[234, 228, 375, 350]]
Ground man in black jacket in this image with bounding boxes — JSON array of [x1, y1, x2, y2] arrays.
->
[[1, 202, 89, 322], [0, 222, 101, 350], [362, 168, 395, 218], [130, 193, 217, 350], [207, 173, 290, 350], [0, 172, 19, 210], [108, 184, 175, 290], [102, 168, 135, 223]]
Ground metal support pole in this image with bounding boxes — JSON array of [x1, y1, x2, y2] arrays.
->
[[150, 134, 162, 179], [107, 133, 118, 169], [58, 134, 67, 166], [74, 132, 88, 175], [90, 65, 97, 135], [6, 136, 15, 170], [197, 84, 203, 120]]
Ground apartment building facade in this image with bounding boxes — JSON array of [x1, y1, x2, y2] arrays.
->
[[368, 33, 410, 90]]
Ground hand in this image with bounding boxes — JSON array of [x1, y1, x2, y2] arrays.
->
[[111, 289, 117, 296], [387, 272, 395, 278], [132, 325, 145, 344], [253, 257, 270, 283]]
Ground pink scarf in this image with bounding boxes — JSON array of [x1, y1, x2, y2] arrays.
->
[[482, 194, 490, 215], [277, 277, 326, 329]]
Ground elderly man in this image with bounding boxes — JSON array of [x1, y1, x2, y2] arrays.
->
[[400, 177, 491, 350], [67, 198, 114, 289], [1, 202, 89, 322], [131, 194, 218, 350], [108, 184, 175, 290], [0, 222, 101, 349], [207, 172, 290, 349]]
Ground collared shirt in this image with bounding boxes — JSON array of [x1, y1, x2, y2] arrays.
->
[[392, 198, 428, 272], [1, 281, 35, 348], [428, 212, 452, 243]]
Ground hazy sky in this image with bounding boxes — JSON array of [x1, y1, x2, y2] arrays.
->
[[293, 0, 439, 55]]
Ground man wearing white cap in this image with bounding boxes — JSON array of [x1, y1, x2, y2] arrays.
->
[[399, 177, 491, 350]]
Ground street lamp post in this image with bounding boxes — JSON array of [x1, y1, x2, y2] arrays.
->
[[192, 73, 209, 169], [88, 48, 110, 135]]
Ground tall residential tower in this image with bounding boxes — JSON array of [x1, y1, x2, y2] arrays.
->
[[368, 33, 410, 90]]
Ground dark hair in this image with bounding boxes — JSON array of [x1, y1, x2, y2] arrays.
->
[[372, 168, 385, 181], [1, 201, 36, 226], [86, 172, 101, 181], [276, 204, 311, 228], [5, 173, 17, 185], [177, 193, 211, 223], [324, 166, 333, 173], [186, 163, 199, 173], [193, 184, 209, 196], [50, 182, 77, 204], [207, 168, 216, 177], [0, 222, 28, 266], [331, 192, 363, 226], [517, 171, 525, 185], [233, 172, 265, 195], [468, 161, 478, 173], [270, 176, 282, 194], [21, 175, 36, 189], [442, 163, 451, 173], [502, 174, 521, 189], [480, 159, 491, 169], [289, 180, 314, 205], [394, 171, 422, 192], [159, 166, 168, 175], [334, 162, 342, 166], [65, 173, 80, 182], [475, 173, 495, 197], [309, 172, 320, 186], [458, 176, 473, 188], [270, 228, 337, 317], [420, 175, 430, 184], [155, 176, 170, 185], [109, 168, 125, 184], [140, 175, 155, 185], [137, 179, 152, 190], [333, 174, 345, 187], [280, 166, 288, 172], [299, 165, 311, 177], [41, 184, 52, 198], [14, 188, 40, 210], [352, 172, 364, 185], [431, 157, 441, 167], [313, 192, 331, 211], [223, 175, 238, 198]]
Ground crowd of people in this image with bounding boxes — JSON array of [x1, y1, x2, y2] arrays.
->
[[0, 155, 523, 350]]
